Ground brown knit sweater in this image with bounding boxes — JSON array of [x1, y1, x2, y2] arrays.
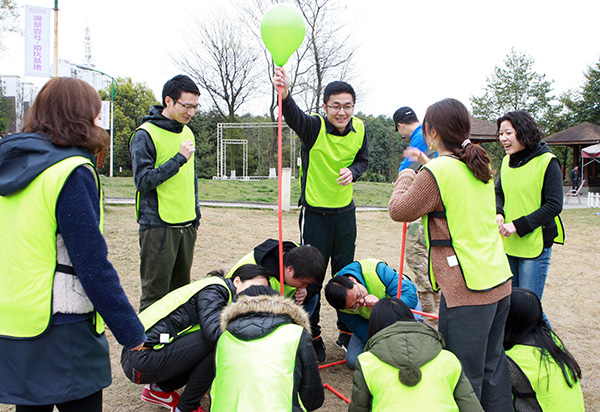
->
[[388, 168, 511, 308]]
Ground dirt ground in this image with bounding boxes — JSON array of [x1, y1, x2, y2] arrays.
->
[[2, 206, 598, 411]]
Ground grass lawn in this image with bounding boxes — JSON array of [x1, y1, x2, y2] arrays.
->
[[100, 176, 394, 207]]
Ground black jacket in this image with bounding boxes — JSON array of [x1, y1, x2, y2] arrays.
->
[[495, 142, 563, 248], [129, 105, 201, 230], [218, 294, 324, 411], [281, 95, 369, 212], [144, 277, 235, 349]]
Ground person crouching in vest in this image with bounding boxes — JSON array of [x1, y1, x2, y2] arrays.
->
[[121, 265, 269, 412], [210, 286, 324, 412], [324, 258, 422, 369], [350, 298, 483, 412], [504, 288, 584, 412], [226, 239, 326, 318]]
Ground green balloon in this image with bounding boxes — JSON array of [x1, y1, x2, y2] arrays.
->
[[261, 4, 306, 66]]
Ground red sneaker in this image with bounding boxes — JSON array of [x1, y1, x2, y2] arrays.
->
[[141, 384, 180, 410]]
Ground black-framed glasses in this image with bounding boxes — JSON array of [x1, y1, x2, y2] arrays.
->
[[326, 104, 354, 112], [174, 98, 200, 111]]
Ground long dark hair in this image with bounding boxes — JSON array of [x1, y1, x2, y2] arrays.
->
[[423, 98, 492, 183], [22, 77, 108, 154], [367, 297, 415, 340], [504, 288, 582, 387]]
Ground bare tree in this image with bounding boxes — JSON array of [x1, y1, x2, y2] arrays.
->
[[0, 0, 19, 51], [236, 0, 356, 167], [173, 13, 262, 123]]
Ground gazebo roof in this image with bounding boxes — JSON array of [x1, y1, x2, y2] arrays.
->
[[543, 122, 600, 145], [470, 117, 497, 142]]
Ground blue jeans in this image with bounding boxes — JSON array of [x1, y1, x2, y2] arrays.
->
[[302, 294, 318, 318], [507, 247, 552, 325], [345, 333, 365, 370]]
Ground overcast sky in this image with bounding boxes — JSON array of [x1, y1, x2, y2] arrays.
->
[[3, 0, 600, 121]]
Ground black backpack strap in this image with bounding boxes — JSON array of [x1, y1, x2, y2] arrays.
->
[[507, 355, 543, 412]]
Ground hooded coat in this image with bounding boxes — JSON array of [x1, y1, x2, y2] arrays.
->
[[213, 294, 324, 411], [350, 321, 483, 412]]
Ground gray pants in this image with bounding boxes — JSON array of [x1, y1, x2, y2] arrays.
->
[[439, 295, 512, 412], [139, 225, 197, 312]]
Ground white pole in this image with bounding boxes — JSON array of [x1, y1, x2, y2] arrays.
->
[[109, 100, 114, 177], [282, 167, 291, 212]]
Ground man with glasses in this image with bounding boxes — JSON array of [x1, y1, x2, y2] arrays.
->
[[130, 74, 201, 311], [272, 67, 369, 362], [324, 258, 421, 369]]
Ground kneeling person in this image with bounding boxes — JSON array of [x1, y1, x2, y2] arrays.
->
[[210, 286, 324, 412], [350, 298, 482, 412], [324, 258, 421, 369], [121, 265, 269, 412], [227, 239, 325, 311]]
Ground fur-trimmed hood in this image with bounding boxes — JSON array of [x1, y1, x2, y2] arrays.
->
[[220, 294, 311, 341]]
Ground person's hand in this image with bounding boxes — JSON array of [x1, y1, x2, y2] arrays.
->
[[363, 294, 379, 309], [295, 287, 307, 305], [403, 147, 430, 165], [496, 214, 505, 228], [272, 67, 290, 100], [129, 342, 146, 351], [179, 140, 195, 160], [499, 222, 517, 237], [337, 168, 353, 186]]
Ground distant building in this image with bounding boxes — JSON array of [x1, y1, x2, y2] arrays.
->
[[0, 60, 110, 135], [0, 75, 38, 134]]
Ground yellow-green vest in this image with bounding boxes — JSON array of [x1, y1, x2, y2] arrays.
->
[[339, 259, 387, 319], [359, 349, 463, 411], [226, 254, 297, 298], [423, 156, 512, 291], [0, 157, 103, 338], [507, 344, 584, 412], [500, 153, 565, 258], [138, 276, 231, 349], [302, 115, 365, 208], [210, 323, 303, 412], [134, 122, 196, 224]]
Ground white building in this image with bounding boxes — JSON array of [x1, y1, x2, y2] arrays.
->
[[0, 75, 38, 134]]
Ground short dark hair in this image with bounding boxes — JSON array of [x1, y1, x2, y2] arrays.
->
[[324, 276, 355, 310], [22, 77, 108, 154], [367, 298, 415, 340], [323, 81, 355, 105], [496, 111, 543, 149], [283, 246, 326, 284], [393, 107, 419, 130], [162, 74, 200, 106]]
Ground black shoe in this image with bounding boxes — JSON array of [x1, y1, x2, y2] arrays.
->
[[313, 337, 327, 363], [335, 332, 351, 352]]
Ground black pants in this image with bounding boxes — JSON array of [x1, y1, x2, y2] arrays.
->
[[16, 391, 102, 412], [300, 207, 356, 337], [139, 225, 197, 311], [438, 295, 512, 412], [121, 330, 214, 412]]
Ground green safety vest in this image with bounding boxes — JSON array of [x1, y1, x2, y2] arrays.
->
[[359, 349, 463, 411], [0, 156, 104, 338], [507, 344, 584, 412], [210, 323, 303, 412], [226, 252, 297, 298], [133, 122, 196, 224], [423, 156, 512, 291], [339, 258, 388, 319], [302, 115, 365, 208], [500, 153, 565, 258], [138, 276, 231, 348]]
